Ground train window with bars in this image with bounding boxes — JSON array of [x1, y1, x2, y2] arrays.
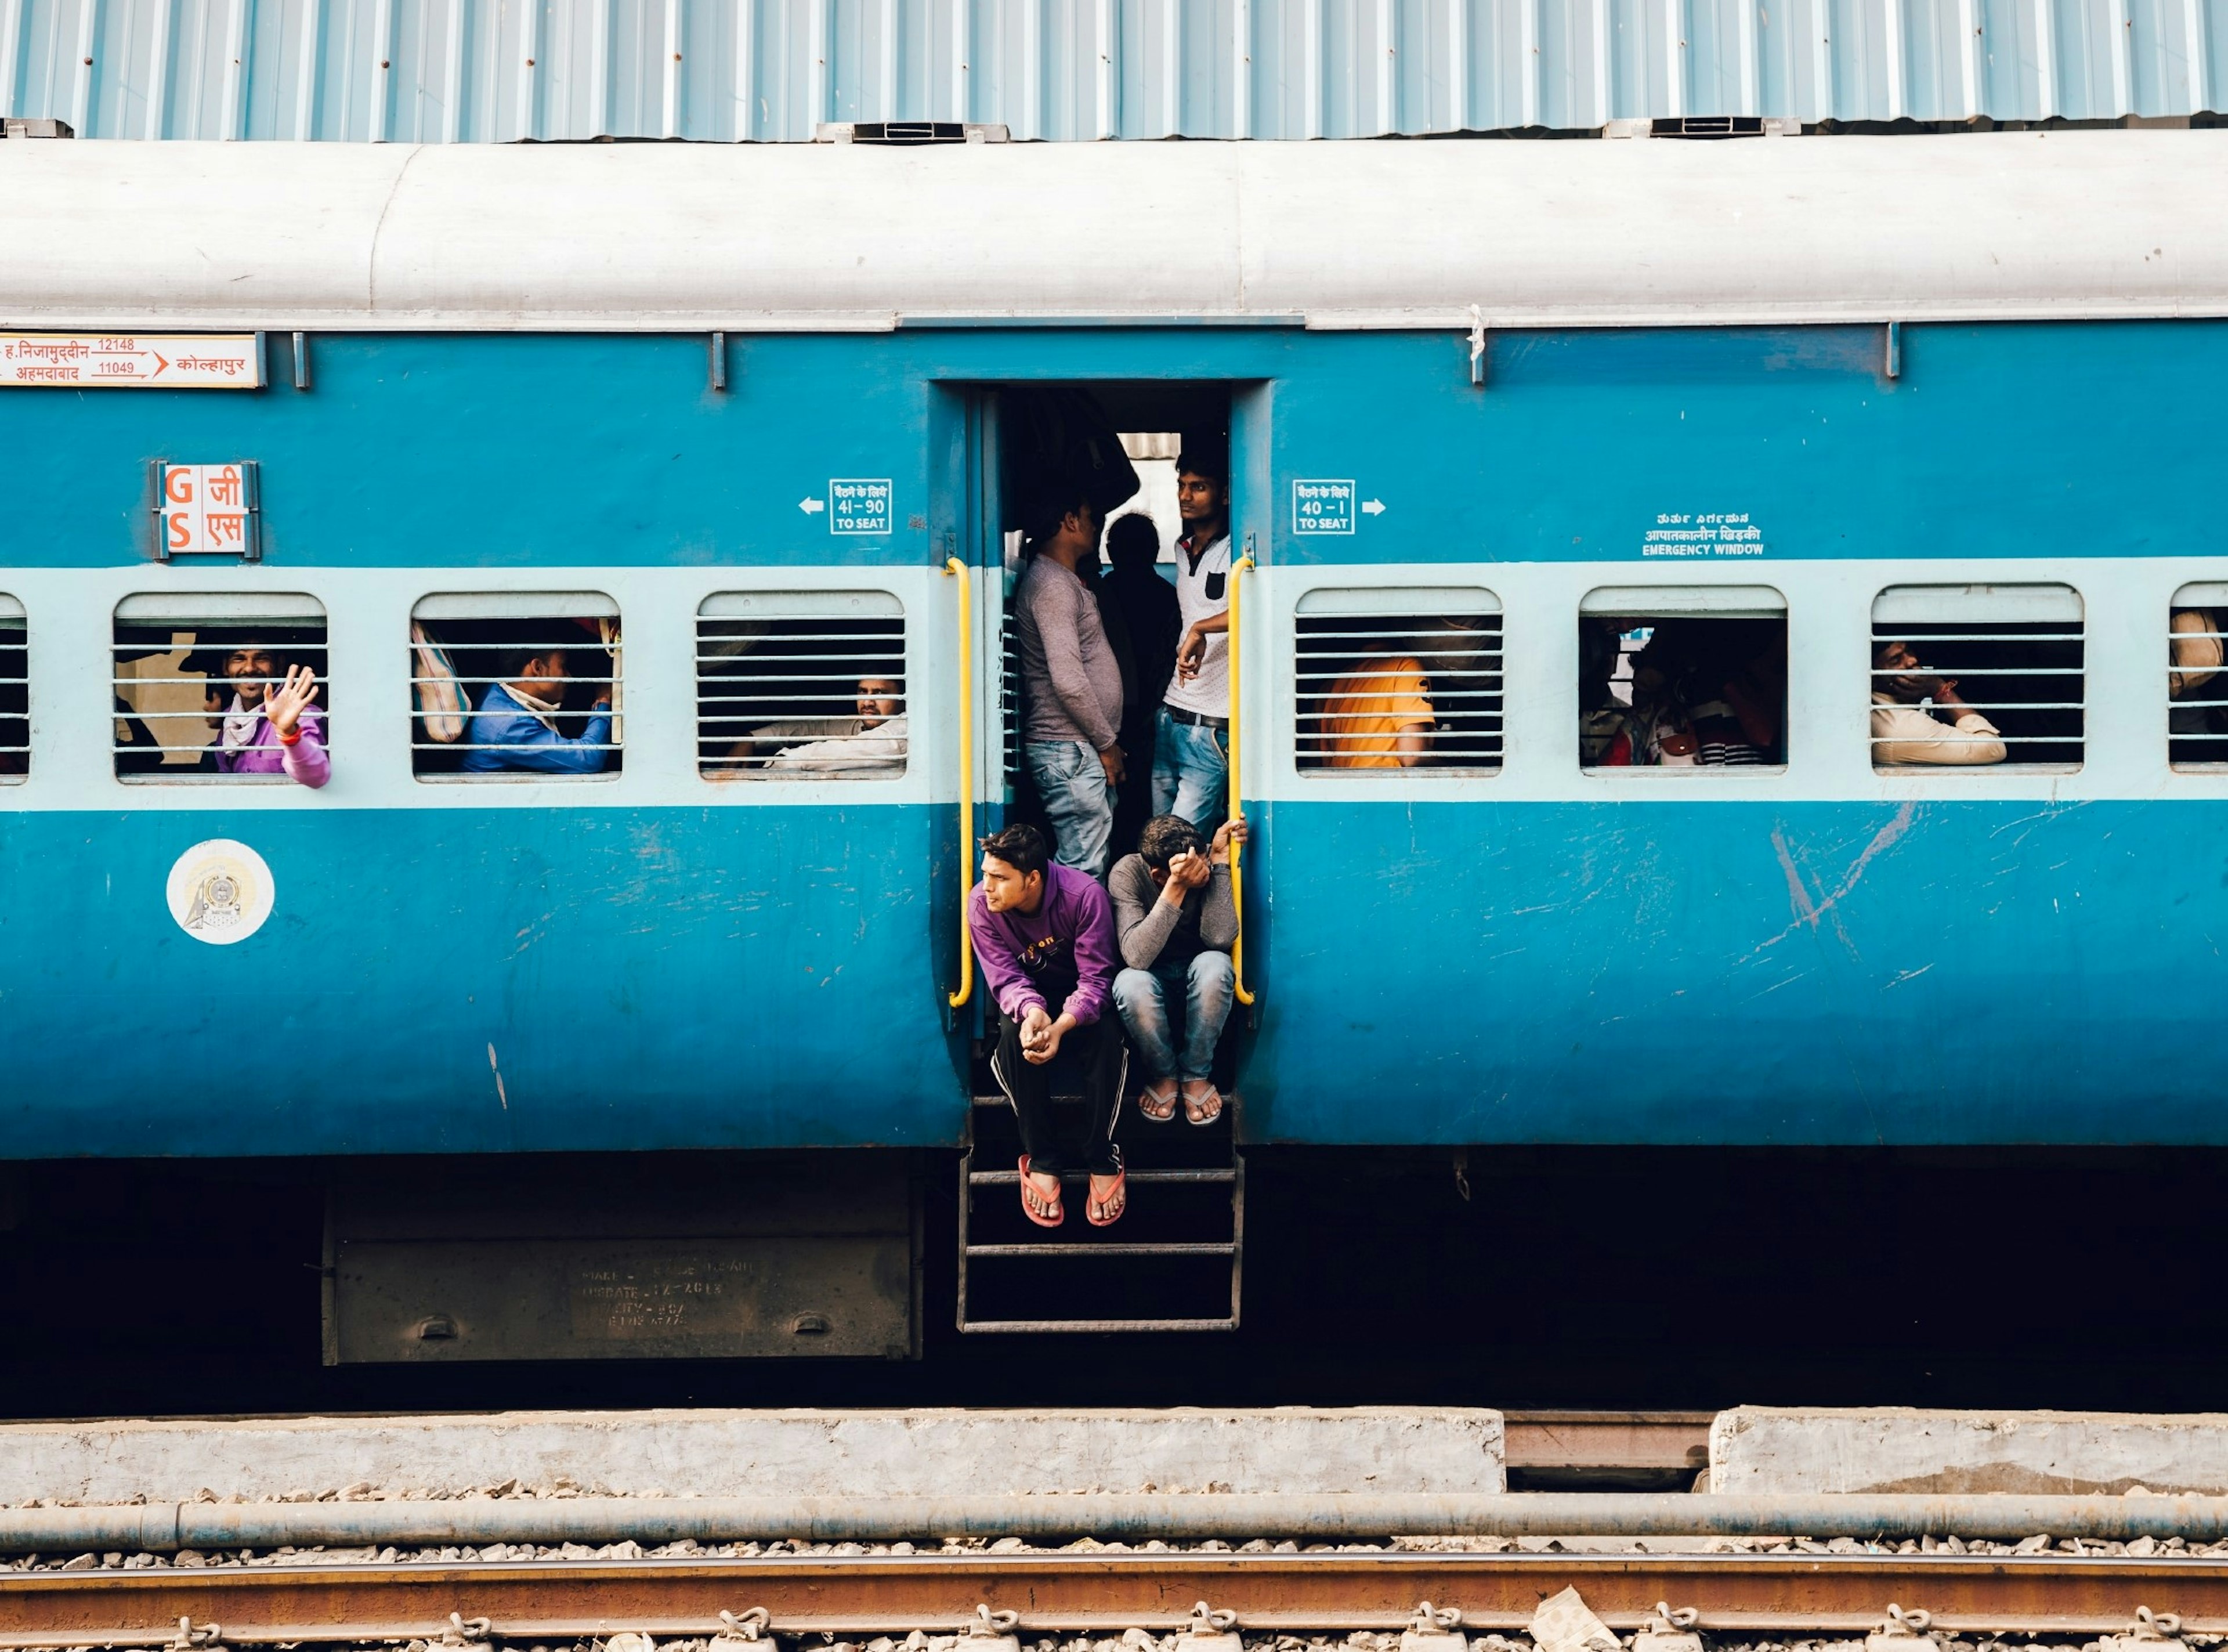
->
[[1869, 585, 2083, 770], [1294, 587, 1503, 774], [111, 594, 328, 782], [0, 597, 23, 781], [696, 591, 907, 780], [410, 593, 622, 780], [1578, 587, 1787, 771], [2168, 584, 2228, 769]]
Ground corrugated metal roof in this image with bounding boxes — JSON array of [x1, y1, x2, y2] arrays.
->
[[0, 0, 2216, 143]]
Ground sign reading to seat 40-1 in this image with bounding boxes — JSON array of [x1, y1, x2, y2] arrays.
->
[[1292, 479, 1356, 534]]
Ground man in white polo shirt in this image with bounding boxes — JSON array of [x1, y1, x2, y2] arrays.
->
[[1152, 449, 1233, 829]]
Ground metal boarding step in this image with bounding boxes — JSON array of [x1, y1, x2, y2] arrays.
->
[[956, 1092, 1244, 1335]]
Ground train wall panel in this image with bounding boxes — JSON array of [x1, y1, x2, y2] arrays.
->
[[0, 806, 965, 1158], [1242, 798, 2228, 1145], [1, 319, 2224, 1154], [0, 0, 2216, 144], [0, 323, 2223, 577]]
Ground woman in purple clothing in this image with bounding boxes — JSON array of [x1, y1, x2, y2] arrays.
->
[[206, 642, 330, 789]]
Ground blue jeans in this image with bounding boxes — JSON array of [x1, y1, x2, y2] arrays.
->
[[1150, 708, 1228, 829], [1025, 739, 1115, 879], [1113, 950, 1236, 1083]]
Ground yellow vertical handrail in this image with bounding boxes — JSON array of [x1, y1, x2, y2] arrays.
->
[[1227, 554, 1257, 1007], [945, 557, 975, 1010]]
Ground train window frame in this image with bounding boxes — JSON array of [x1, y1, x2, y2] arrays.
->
[[1577, 585, 1789, 776], [2168, 583, 2228, 772], [1869, 583, 2084, 774], [695, 590, 909, 783], [0, 595, 23, 783], [1292, 586, 1504, 778], [410, 591, 624, 784], [111, 592, 329, 785]]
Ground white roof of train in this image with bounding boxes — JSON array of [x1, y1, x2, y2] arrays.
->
[[2, 132, 2223, 332]]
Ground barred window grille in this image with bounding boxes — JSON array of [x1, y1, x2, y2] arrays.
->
[[0, 597, 23, 782], [2168, 584, 2228, 769], [1870, 585, 2084, 769], [697, 591, 906, 780], [1578, 586, 1788, 771], [1294, 587, 1503, 774], [411, 592, 623, 780], [111, 593, 328, 782]]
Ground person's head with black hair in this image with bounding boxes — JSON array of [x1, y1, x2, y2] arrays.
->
[[1105, 512, 1161, 574], [1135, 813, 1206, 876], [1174, 447, 1229, 547], [1021, 484, 1105, 572], [214, 637, 288, 709], [978, 822, 1051, 914]]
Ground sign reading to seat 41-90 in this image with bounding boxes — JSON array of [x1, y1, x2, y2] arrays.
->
[[0, 334, 263, 388], [827, 479, 894, 534]]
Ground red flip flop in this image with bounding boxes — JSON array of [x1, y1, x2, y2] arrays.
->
[[1087, 1167, 1127, 1227], [1018, 1156, 1064, 1228]]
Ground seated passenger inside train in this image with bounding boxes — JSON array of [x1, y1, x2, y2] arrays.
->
[[464, 638, 616, 775], [1582, 618, 1785, 767], [1869, 639, 2008, 765], [747, 675, 909, 775], [1317, 643, 1436, 768], [112, 602, 331, 780], [205, 638, 329, 788], [2169, 606, 2225, 761]]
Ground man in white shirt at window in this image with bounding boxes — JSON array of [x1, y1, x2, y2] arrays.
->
[[1869, 639, 2007, 765], [1152, 449, 1234, 829]]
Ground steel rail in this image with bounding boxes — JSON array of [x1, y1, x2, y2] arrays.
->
[[14, 1495, 2228, 1555], [7, 1550, 2228, 1648]]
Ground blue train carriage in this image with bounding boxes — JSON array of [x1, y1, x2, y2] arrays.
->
[[0, 129, 2223, 1354]]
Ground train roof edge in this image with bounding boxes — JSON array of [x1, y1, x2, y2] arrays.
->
[[1, 131, 2225, 332]]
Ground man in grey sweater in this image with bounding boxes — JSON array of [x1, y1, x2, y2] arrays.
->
[[1109, 812, 1247, 1127], [1015, 487, 1127, 877]]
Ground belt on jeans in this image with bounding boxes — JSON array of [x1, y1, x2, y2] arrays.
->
[[1164, 706, 1229, 730]]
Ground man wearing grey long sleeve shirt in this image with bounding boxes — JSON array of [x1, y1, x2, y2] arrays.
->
[[1109, 812, 1247, 1127], [1016, 489, 1127, 877]]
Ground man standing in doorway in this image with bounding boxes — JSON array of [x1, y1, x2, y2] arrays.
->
[[1153, 450, 1234, 830], [1015, 486, 1126, 878]]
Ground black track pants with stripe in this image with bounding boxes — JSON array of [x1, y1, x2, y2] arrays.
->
[[990, 1007, 1127, 1177]]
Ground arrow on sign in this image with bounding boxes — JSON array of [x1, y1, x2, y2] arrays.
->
[[798, 496, 826, 515], [1362, 498, 1387, 516]]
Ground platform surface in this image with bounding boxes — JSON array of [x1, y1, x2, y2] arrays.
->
[[1712, 1405, 2228, 1495], [0, 1407, 1506, 1503]]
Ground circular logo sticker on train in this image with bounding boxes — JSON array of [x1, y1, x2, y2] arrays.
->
[[166, 838, 275, 946]]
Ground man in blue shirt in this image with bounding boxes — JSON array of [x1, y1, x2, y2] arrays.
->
[[462, 645, 614, 775]]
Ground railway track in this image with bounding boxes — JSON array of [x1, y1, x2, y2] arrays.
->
[[6, 1549, 2228, 1649]]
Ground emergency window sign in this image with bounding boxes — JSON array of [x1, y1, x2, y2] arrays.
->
[[156, 462, 262, 561]]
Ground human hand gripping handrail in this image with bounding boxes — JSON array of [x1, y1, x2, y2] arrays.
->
[[945, 558, 974, 1010], [1228, 554, 1257, 1007]]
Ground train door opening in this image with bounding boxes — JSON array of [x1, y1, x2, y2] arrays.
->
[[954, 379, 1252, 1335]]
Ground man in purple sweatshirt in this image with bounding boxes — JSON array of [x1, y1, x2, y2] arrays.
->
[[966, 822, 1129, 1228], [206, 643, 330, 788]]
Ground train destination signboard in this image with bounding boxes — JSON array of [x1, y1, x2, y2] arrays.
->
[[1, 333, 263, 388]]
